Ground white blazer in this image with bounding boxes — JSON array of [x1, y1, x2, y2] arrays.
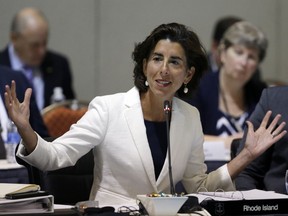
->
[[17, 87, 234, 206]]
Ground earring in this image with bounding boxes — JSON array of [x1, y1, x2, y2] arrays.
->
[[183, 84, 188, 94], [145, 80, 149, 86]]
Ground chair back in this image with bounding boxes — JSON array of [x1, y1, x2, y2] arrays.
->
[[41, 100, 88, 137], [41, 150, 94, 205], [230, 138, 242, 160], [24, 137, 94, 205]]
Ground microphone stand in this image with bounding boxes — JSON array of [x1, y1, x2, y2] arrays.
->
[[164, 100, 175, 195]]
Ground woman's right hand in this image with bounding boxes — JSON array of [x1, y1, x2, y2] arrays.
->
[[4, 80, 38, 153], [4, 80, 32, 130]]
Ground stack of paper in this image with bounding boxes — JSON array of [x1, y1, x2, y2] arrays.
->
[[0, 183, 54, 214], [0, 195, 54, 214]]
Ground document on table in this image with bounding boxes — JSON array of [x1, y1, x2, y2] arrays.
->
[[188, 189, 288, 216], [0, 195, 54, 214], [188, 189, 288, 203]]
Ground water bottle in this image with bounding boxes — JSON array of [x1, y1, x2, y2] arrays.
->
[[5, 121, 21, 163], [70, 99, 79, 110], [51, 87, 65, 104]]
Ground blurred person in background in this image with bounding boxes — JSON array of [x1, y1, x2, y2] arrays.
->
[[189, 21, 268, 158], [0, 65, 48, 159], [208, 16, 242, 73], [236, 86, 288, 194], [0, 7, 75, 110], [207, 16, 263, 81]]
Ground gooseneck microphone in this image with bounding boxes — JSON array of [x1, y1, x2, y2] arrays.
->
[[164, 100, 175, 195]]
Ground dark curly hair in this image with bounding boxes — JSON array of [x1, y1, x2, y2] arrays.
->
[[132, 23, 208, 99]]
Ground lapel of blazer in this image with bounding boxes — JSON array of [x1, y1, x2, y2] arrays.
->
[[123, 87, 157, 191], [156, 99, 186, 190], [0, 47, 12, 66], [41, 52, 54, 76]]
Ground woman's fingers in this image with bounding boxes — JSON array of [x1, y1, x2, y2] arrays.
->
[[259, 110, 272, 129], [10, 80, 17, 100], [246, 121, 254, 133], [257, 111, 286, 136], [271, 122, 287, 142], [267, 113, 282, 133], [4, 85, 13, 106], [4, 80, 17, 104], [248, 110, 287, 141], [261, 111, 287, 141], [23, 88, 32, 107]]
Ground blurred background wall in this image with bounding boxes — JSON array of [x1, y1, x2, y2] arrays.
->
[[0, 0, 287, 101]]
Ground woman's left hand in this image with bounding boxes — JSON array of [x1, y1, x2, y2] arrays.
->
[[244, 110, 287, 160]]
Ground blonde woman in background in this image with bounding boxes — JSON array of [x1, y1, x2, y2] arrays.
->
[[189, 21, 268, 168]]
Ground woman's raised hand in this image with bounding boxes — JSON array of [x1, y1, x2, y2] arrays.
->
[[4, 80, 32, 130], [244, 110, 287, 160], [228, 110, 287, 179]]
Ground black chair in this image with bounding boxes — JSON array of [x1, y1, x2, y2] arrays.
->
[[19, 137, 94, 205], [204, 138, 242, 173], [230, 138, 242, 160]]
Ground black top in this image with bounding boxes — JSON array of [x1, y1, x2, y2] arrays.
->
[[144, 120, 167, 180]]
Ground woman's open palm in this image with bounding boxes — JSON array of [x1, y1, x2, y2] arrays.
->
[[4, 80, 32, 129], [244, 110, 287, 159]]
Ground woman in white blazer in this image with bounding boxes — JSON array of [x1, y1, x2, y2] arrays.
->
[[5, 23, 286, 206]]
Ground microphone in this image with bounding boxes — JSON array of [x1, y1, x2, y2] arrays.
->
[[164, 100, 175, 195]]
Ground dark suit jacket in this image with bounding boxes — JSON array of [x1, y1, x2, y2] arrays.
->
[[0, 66, 49, 136], [0, 65, 49, 158], [0, 47, 75, 108], [235, 86, 288, 194]]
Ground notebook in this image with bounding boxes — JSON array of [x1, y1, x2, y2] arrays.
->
[[0, 183, 40, 198]]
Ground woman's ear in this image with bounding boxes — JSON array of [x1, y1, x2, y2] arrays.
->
[[185, 67, 195, 83]]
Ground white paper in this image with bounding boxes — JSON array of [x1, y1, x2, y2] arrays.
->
[[0, 195, 54, 214], [187, 189, 288, 203], [203, 141, 230, 161], [0, 159, 24, 170]]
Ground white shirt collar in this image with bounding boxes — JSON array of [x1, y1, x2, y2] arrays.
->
[[8, 43, 25, 71], [8, 44, 45, 110]]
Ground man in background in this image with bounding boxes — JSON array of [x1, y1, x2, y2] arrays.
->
[[0, 65, 49, 159], [0, 7, 75, 110], [235, 86, 288, 194]]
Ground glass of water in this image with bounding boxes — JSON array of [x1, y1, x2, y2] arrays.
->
[[285, 170, 288, 193]]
